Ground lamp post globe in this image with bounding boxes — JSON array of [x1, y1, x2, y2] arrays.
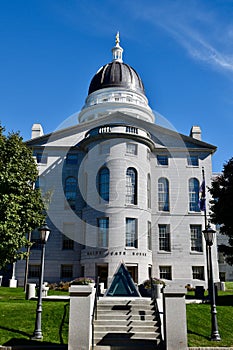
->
[[32, 223, 51, 340], [202, 224, 221, 341]]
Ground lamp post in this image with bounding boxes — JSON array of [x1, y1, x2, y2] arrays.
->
[[32, 223, 51, 340], [202, 224, 221, 341]]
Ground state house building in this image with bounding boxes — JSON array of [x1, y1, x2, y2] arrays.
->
[[16, 34, 219, 288]]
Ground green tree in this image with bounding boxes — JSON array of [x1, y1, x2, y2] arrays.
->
[[209, 157, 233, 265], [0, 125, 45, 269]]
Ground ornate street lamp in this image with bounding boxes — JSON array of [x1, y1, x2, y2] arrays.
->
[[202, 224, 221, 341], [32, 223, 51, 340]]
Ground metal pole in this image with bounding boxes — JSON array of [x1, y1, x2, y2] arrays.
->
[[208, 244, 221, 341], [32, 242, 46, 340], [24, 231, 31, 292]]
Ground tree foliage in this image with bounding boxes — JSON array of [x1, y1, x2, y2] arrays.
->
[[0, 125, 45, 269], [209, 157, 233, 265]]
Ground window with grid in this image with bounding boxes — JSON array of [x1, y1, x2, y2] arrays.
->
[[189, 178, 200, 212], [159, 266, 172, 280], [28, 265, 40, 278], [62, 223, 75, 250], [159, 224, 170, 251], [126, 168, 137, 205], [158, 178, 169, 211], [98, 218, 109, 247], [190, 225, 203, 252], [98, 167, 110, 201], [157, 155, 168, 166], [192, 266, 204, 280], [125, 218, 137, 248], [61, 264, 73, 279], [66, 153, 78, 165], [187, 155, 199, 166], [64, 177, 77, 209], [126, 143, 137, 155], [147, 221, 152, 250]]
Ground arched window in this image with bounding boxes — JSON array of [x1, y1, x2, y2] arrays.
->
[[147, 174, 151, 209], [98, 167, 110, 201], [65, 177, 77, 209], [126, 167, 137, 205], [158, 177, 169, 211], [189, 178, 200, 212]]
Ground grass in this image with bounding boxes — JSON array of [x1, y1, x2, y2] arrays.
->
[[187, 281, 233, 347], [0, 287, 69, 347], [0, 284, 233, 347]]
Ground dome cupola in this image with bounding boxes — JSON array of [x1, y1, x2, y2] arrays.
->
[[79, 33, 155, 124], [88, 32, 145, 96]]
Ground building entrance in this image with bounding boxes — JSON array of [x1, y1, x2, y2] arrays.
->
[[126, 265, 138, 284], [97, 264, 108, 288]]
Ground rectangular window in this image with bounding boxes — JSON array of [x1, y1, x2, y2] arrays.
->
[[126, 143, 137, 155], [98, 218, 109, 247], [147, 221, 152, 250], [190, 225, 203, 252], [187, 155, 199, 166], [66, 153, 78, 165], [31, 230, 42, 250], [159, 224, 170, 251], [159, 266, 172, 280], [192, 266, 204, 280], [157, 155, 168, 166], [28, 264, 40, 278], [34, 152, 47, 164], [61, 264, 73, 279], [126, 218, 137, 248], [62, 235, 74, 250]]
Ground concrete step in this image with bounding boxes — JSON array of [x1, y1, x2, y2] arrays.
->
[[94, 331, 160, 341], [95, 314, 157, 321], [95, 320, 158, 327], [94, 325, 159, 332]]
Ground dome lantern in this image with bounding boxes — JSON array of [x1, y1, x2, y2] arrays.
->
[[111, 32, 123, 63]]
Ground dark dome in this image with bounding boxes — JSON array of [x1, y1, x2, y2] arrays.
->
[[88, 61, 145, 95]]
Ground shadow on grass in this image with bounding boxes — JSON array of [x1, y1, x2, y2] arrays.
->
[[59, 303, 69, 344], [3, 338, 67, 348], [187, 329, 210, 341], [217, 294, 233, 306]]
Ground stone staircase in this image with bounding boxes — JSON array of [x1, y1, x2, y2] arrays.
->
[[93, 297, 163, 350]]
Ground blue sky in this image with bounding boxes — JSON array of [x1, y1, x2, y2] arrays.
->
[[0, 0, 233, 172]]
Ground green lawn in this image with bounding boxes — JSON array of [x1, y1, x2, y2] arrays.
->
[[187, 282, 233, 347], [0, 287, 69, 347], [0, 285, 233, 347]]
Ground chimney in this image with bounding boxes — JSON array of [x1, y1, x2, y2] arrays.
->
[[190, 125, 201, 141], [31, 124, 44, 139]]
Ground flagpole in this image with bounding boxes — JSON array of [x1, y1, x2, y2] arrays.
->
[[201, 167, 211, 298]]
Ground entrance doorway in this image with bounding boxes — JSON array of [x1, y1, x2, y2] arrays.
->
[[126, 265, 138, 284], [97, 264, 108, 288]]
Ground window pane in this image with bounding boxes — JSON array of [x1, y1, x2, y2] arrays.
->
[[189, 178, 200, 212], [187, 155, 198, 166], [28, 265, 40, 278], [31, 230, 42, 250], [35, 152, 47, 164], [65, 177, 77, 209], [148, 221, 152, 250], [159, 224, 170, 251], [157, 155, 168, 166], [159, 266, 172, 280], [126, 218, 137, 247], [147, 174, 151, 209], [61, 264, 73, 279], [98, 167, 110, 201], [192, 266, 204, 280], [98, 218, 109, 247], [126, 143, 137, 155], [190, 225, 203, 252], [126, 168, 137, 205], [66, 153, 78, 165], [158, 178, 169, 211]]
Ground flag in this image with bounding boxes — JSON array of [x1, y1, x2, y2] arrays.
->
[[199, 179, 206, 211]]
